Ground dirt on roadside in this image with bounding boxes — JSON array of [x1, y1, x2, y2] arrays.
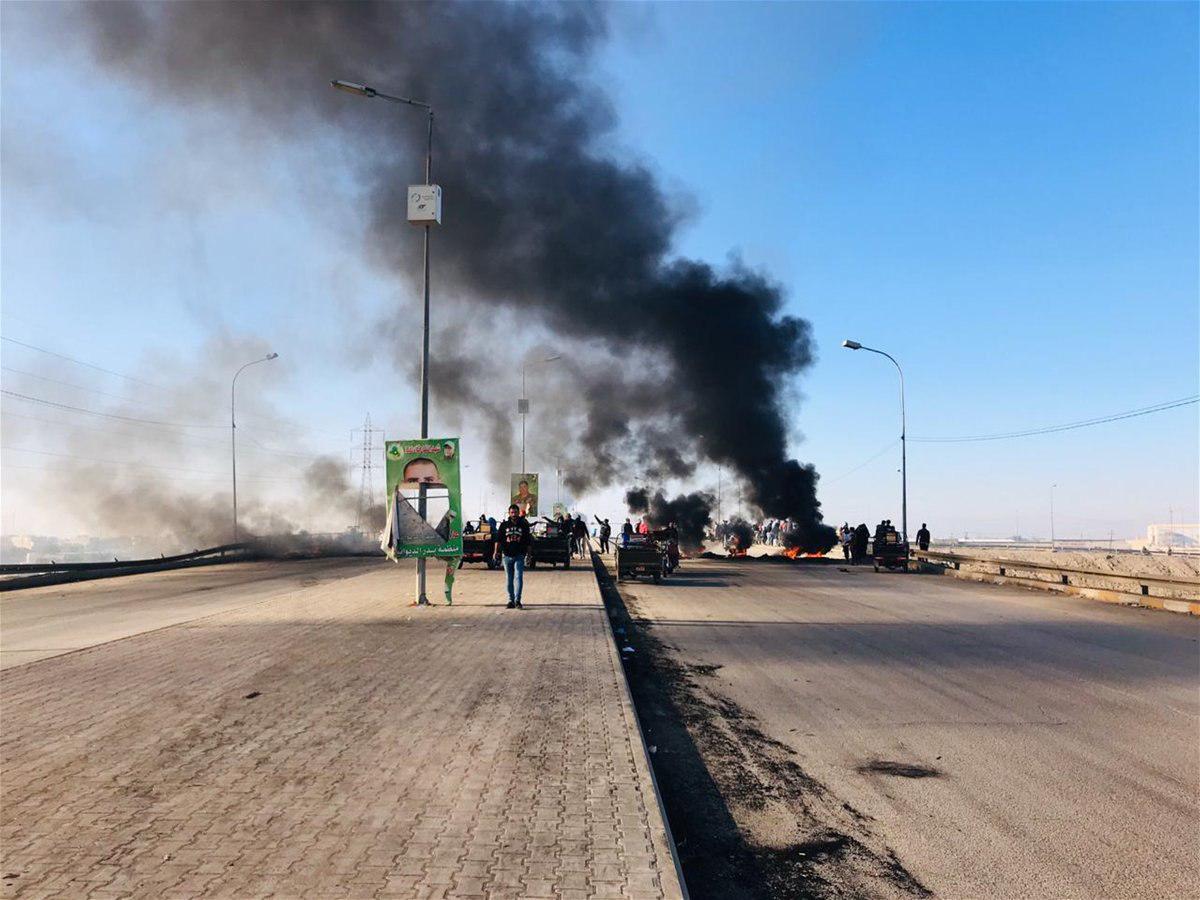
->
[[592, 553, 930, 900]]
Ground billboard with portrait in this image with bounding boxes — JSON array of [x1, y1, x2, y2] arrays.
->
[[382, 437, 463, 559], [509, 473, 539, 517]]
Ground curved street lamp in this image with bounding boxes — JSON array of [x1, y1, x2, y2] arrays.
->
[[332, 77, 437, 604], [231, 352, 279, 542], [843, 339, 907, 542]]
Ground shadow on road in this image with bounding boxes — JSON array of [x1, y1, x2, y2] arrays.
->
[[591, 553, 930, 900], [591, 553, 767, 899]]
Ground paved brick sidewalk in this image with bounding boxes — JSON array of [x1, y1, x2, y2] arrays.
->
[[0, 560, 683, 899]]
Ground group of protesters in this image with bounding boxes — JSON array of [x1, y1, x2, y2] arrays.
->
[[754, 518, 794, 546], [545, 511, 591, 558], [836, 522, 872, 563], [836, 520, 932, 563]]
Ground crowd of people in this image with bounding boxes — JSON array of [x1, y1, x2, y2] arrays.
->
[[834, 520, 932, 563], [753, 518, 794, 546], [465, 502, 932, 607]]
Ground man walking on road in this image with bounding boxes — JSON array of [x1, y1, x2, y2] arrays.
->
[[495, 504, 532, 609], [916, 523, 931, 551], [572, 516, 588, 558]]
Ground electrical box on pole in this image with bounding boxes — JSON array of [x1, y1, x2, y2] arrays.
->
[[407, 185, 442, 226]]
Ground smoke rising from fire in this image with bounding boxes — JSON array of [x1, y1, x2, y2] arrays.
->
[[625, 487, 714, 552], [57, 1, 832, 543]]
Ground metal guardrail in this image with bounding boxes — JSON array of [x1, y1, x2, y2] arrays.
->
[[0, 543, 249, 575], [912, 548, 1199, 597]]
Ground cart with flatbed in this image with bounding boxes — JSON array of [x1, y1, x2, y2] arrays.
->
[[615, 535, 668, 583], [526, 520, 571, 569], [872, 529, 909, 572], [459, 525, 498, 569]]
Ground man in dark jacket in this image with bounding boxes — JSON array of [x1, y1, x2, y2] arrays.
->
[[495, 504, 532, 608], [595, 517, 612, 554], [571, 516, 588, 557], [916, 523, 931, 551]]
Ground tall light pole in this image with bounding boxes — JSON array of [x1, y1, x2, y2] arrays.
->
[[333, 79, 438, 604], [1050, 483, 1057, 551], [717, 466, 723, 523], [231, 352, 279, 542], [843, 339, 907, 542], [519, 354, 561, 473]]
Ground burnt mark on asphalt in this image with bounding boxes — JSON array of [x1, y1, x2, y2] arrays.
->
[[857, 760, 943, 779], [591, 553, 930, 900]]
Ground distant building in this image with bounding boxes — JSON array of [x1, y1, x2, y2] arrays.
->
[[1145, 524, 1199, 550]]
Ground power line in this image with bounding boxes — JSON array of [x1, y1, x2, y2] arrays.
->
[[1, 446, 293, 482], [1, 366, 143, 404], [1, 389, 226, 429], [0, 410, 340, 460], [1, 336, 165, 389], [824, 439, 899, 484], [910, 395, 1198, 443], [3, 391, 352, 460], [2, 339, 347, 440]]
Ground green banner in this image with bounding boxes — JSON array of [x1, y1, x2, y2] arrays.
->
[[510, 473, 539, 517], [382, 437, 463, 559]]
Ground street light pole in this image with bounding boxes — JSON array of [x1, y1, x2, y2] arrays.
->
[[519, 354, 561, 474], [1050, 483, 1057, 551], [843, 340, 907, 542], [231, 353, 279, 542], [332, 79, 436, 604]]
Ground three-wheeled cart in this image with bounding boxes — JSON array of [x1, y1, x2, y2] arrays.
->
[[526, 520, 571, 569], [459, 526, 498, 569], [650, 528, 680, 574], [872, 530, 909, 573], [615, 535, 668, 583]]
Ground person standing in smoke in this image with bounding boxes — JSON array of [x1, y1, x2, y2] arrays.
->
[[622, 518, 633, 547], [495, 504, 532, 609]]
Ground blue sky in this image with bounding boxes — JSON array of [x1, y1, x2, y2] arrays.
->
[[2, 2, 1196, 541]]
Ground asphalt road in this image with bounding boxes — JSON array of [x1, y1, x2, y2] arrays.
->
[[618, 557, 1200, 899], [0, 557, 383, 669]]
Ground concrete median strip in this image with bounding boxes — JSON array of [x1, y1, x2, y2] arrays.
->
[[0, 559, 684, 898]]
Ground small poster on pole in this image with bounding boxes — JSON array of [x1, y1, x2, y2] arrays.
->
[[382, 438, 463, 560]]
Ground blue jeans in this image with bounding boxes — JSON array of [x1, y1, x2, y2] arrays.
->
[[502, 554, 525, 602]]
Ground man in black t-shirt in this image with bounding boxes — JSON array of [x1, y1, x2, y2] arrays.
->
[[495, 504, 532, 608]]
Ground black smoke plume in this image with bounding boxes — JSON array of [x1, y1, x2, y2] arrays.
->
[[68, 1, 832, 544], [625, 487, 714, 551]]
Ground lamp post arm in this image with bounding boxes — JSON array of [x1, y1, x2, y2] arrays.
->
[[859, 345, 905, 436], [858, 344, 907, 543]]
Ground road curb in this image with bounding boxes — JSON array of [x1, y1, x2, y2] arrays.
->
[[587, 546, 689, 900]]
